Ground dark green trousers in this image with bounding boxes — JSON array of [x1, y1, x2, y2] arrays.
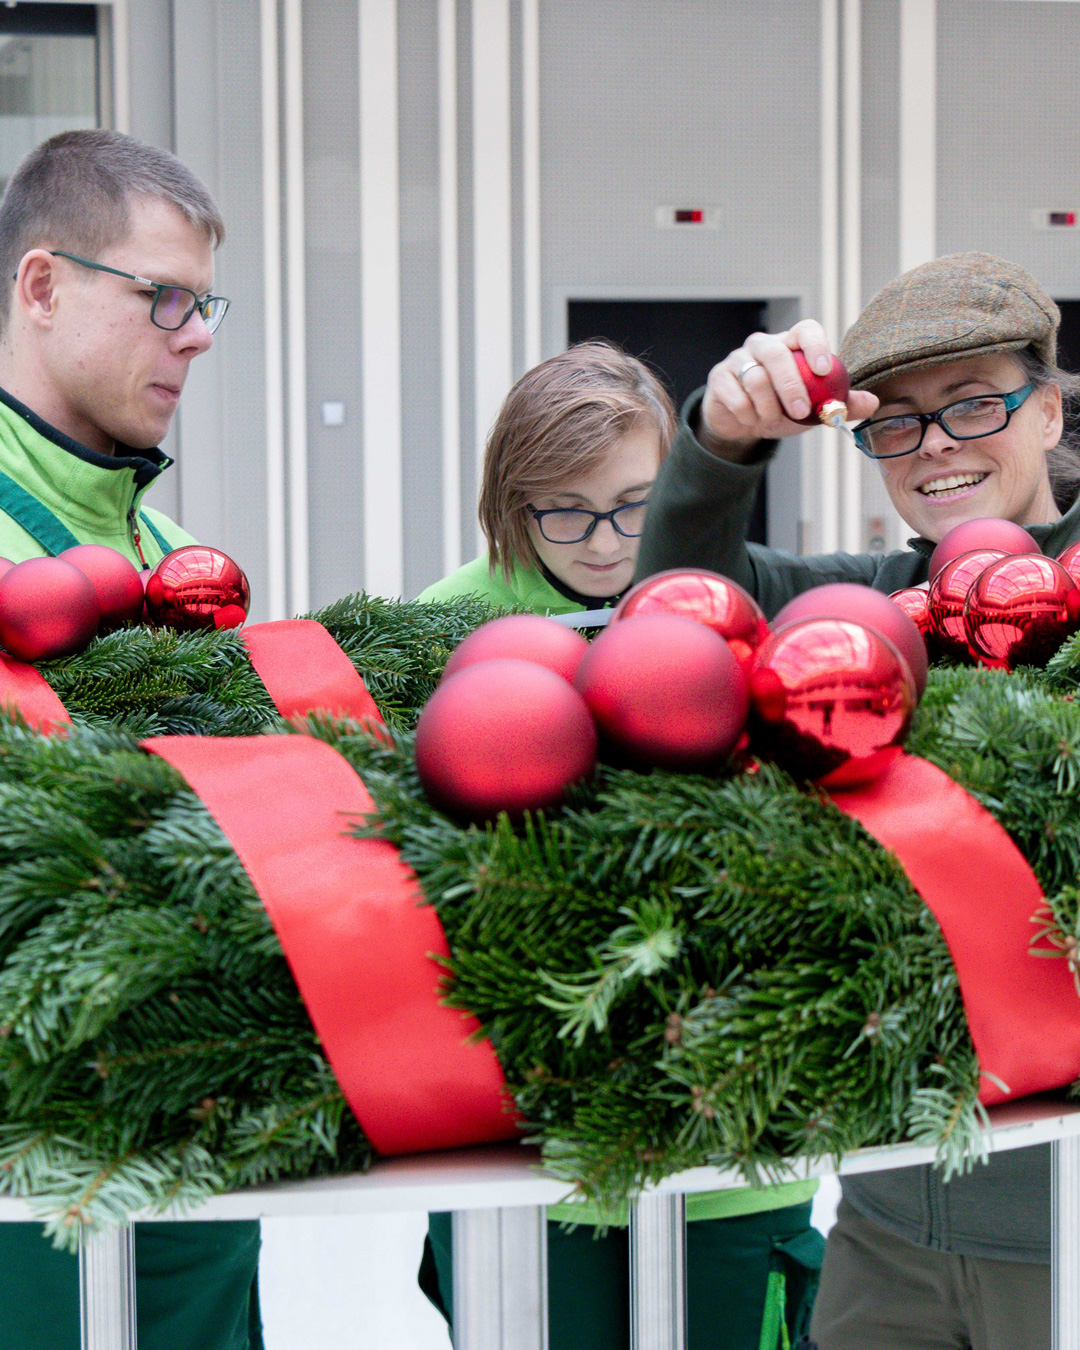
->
[[421, 1203, 822, 1350], [0, 1221, 262, 1350]]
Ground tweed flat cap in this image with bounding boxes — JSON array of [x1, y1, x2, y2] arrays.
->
[[839, 252, 1060, 389]]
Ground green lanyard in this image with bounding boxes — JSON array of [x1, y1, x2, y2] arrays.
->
[[0, 469, 173, 560]]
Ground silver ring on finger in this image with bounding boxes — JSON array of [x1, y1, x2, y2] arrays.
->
[[737, 360, 762, 386]]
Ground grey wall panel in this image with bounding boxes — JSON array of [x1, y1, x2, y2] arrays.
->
[[173, 0, 270, 616], [860, 0, 899, 308], [303, 0, 364, 609], [538, 0, 821, 343], [399, 0, 444, 598], [937, 0, 1080, 295], [457, 0, 478, 561]]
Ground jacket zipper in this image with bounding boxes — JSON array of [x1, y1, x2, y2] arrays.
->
[[128, 507, 149, 567]]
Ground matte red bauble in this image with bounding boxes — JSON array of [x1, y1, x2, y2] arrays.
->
[[791, 351, 851, 428], [926, 550, 1007, 662], [1057, 542, 1080, 586], [889, 588, 932, 643], [928, 518, 1039, 580], [748, 618, 914, 787], [59, 544, 144, 630], [0, 559, 14, 583], [0, 557, 100, 662], [773, 583, 928, 697], [415, 659, 597, 823], [573, 613, 748, 771], [441, 614, 588, 685], [964, 555, 1080, 670], [612, 569, 769, 672], [144, 547, 250, 631]]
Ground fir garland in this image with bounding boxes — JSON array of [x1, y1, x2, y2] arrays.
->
[[0, 599, 1078, 1246]]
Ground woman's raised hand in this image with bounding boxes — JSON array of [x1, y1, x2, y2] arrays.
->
[[699, 319, 880, 455]]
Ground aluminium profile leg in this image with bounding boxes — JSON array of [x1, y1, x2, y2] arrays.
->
[[1053, 1138, 1080, 1350], [630, 1193, 687, 1350], [452, 1206, 548, 1350], [79, 1222, 137, 1350]]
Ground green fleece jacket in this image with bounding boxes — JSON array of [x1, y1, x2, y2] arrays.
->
[[0, 386, 261, 1350], [416, 553, 616, 614], [635, 390, 1075, 1264], [0, 386, 196, 566]]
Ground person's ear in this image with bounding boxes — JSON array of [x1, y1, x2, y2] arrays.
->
[[14, 251, 61, 329], [1039, 381, 1064, 452]]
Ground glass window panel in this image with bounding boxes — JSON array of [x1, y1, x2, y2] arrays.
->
[[0, 31, 97, 195]]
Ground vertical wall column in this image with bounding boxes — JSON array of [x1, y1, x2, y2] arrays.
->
[[471, 0, 514, 491], [630, 1193, 687, 1350], [79, 1224, 137, 1350], [439, 0, 462, 576], [452, 1206, 548, 1350], [817, 0, 841, 555], [360, 0, 404, 598], [899, 0, 936, 272], [284, 0, 310, 614]]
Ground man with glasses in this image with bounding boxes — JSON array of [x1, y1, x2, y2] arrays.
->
[[634, 252, 1075, 1348], [0, 130, 261, 1350]]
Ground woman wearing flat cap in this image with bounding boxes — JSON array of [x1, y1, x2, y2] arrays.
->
[[636, 251, 1071, 1349]]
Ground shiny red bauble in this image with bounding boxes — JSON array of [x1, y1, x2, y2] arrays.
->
[[573, 613, 748, 772], [773, 583, 928, 697], [748, 618, 915, 787], [612, 568, 769, 671], [927, 518, 1039, 580], [144, 547, 250, 631], [0, 559, 14, 583], [441, 614, 588, 685], [964, 555, 1080, 670], [889, 587, 932, 643], [0, 557, 100, 662], [791, 351, 851, 427], [1057, 542, 1080, 586], [415, 659, 597, 823], [926, 550, 1007, 662], [59, 544, 144, 630]]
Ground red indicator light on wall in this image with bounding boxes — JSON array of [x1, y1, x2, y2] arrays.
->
[[1050, 211, 1076, 227], [674, 209, 704, 224]]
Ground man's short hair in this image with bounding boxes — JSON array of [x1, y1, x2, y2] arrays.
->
[[0, 128, 225, 330]]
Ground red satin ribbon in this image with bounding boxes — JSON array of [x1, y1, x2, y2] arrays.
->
[[142, 734, 518, 1154], [829, 754, 1080, 1105], [0, 655, 71, 735], [241, 620, 385, 729]]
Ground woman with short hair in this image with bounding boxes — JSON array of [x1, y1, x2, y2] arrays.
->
[[636, 250, 1072, 1349]]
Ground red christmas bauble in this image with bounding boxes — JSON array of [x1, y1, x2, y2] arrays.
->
[[928, 518, 1039, 580], [441, 614, 588, 684], [573, 613, 748, 771], [1056, 541, 1080, 586], [889, 587, 932, 644], [0, 559, 14, 583], [964, 555, 1080, 669], [415, 658, 597, 823], [791, 351, 851, 427], [0, 557, 100, 662], [612, 569, 769, 672], [59, 544, 144, 630], [926, 550, 1007, 662], [773, 583, 928, 697], [748, 618, 914, 787], [144, 547, 250, 631]]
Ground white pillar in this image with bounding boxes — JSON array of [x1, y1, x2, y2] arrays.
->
[[630, 1193, 687, 1350], [79, 1224, 137, 1350], [452, 1206, 548, 1350], [1053, 1138, 1080, 1350]]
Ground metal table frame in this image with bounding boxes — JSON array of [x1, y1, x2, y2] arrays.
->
[[3, 1094, 1078, 1349]]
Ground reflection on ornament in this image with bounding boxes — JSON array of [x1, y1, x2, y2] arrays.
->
[[927, 550, 1007, 662], [144, 547, 250, 631], [748, 618, 914, 787], [889, 587, 932, 643], [964, 555, 1080, 669], [416, 658, 597, 823], [774, 582, 927, 697], [1057, 541, 1080, 586], [574, 613, 748, 771], [928, 518, 1039, 580], [612, 568, 769, 671], [441, 614, 588, 685], [791, 351, 850, 428], [0, 557, 100, 662]]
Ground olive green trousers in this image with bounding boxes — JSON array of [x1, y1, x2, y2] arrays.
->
[[0, 1221, 262, 1350], [421, 1202, 822, 1350]]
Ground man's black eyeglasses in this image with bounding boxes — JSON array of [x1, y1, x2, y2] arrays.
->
[[853, 385, 1035, 460], [46, 252, 230, 334], [528, 501, 649, 544]]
